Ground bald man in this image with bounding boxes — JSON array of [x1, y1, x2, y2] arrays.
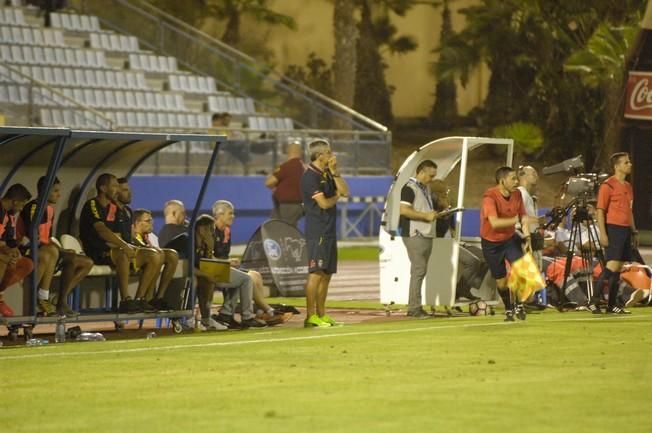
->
[[517, 166, 544, 263], [265, 142, 305, 227], [158, 200, 187, 248]]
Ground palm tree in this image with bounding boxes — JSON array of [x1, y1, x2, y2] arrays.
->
[[565, 22, 639, 168], [429, 0, 458, 128], [212, 0, 296, 46]]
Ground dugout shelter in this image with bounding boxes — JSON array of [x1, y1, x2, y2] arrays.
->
[[0, 126, 224, 332], [379, 136, 514, 307]]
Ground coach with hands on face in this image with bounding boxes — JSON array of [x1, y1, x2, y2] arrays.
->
[[301, 139, 349, 328]]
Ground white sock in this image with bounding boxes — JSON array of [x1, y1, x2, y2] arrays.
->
[[38, 289, 50, 301], [266, 308, 275, 316]]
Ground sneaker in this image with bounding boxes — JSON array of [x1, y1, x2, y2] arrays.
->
[[241, 317, 267, 329], [304, 314, 331, 328], [57, 303, 79, 318], [625, 289, 645, 308], [202, 317, 228, 331], [606, 305, 631, 315], [119, 299, 141, 314], [37, 299, 56, 315], [406, 309, 430, 319], [504, 310, 515, 322], [587, 302, 602, 315], [261, 312, 293, 326], [0, 300, 14, 317], [213, 313, 241, 330], [149, 298, 170, 311], [515, 303, 526, 321], [138, 299, 158, 313], [185, 317, 206, 331], [320, 314, 343, 327]]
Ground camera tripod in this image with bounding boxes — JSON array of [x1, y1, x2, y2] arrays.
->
[[554, 197, 606, 308]]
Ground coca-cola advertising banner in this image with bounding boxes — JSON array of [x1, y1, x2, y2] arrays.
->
[[625, 71, 652, 120]]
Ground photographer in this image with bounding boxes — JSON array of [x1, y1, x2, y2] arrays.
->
[[588, 152, 638, 314]]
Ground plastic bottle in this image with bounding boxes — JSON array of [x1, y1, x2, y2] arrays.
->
[[26, 338, 49, 347], [146, 332, 156, 339], [76, 332, 106, 342], [55, 319, 66, 343]]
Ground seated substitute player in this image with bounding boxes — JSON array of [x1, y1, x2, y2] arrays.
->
[[116, 178, 178, 311], [79, 173, 161, 314], [480, 166, 532, 321], [211, 200, 289, 326], [158, 199, 188, 248], [18, 176, 93, 316], [132, 208, 179, 310], [0, 184, 34, 317]]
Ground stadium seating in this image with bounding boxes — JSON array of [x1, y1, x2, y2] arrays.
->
[[0, 4, 293, 134]]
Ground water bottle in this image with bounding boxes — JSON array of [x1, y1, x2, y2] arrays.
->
[[76, 332, 105, 342], [55, 319, 66, 343], [26, 338, 49, 347], [146, 332, 156, 339]]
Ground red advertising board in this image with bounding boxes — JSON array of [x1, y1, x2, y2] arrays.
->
[[625, 71, 652, 120]]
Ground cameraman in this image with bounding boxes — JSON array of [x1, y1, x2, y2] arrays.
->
[[588, 152, 638, 314]]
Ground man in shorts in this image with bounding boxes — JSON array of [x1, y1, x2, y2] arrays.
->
[[79, 173, 161, 314], [300, 139, 349, 327], [480, 166, 531, 321], [0, 184, 34, 317], [18, 176, 93, 316], [588, 152, 638, 314]]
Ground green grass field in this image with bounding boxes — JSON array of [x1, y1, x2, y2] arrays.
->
[[3, 308, 652, 433]]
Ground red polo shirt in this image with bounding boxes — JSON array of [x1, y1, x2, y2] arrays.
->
[[596, 176, 633, 227], [480, 186, 526, 242]]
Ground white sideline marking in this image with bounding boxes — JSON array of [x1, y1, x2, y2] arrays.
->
[[0, 314, 648, 361]]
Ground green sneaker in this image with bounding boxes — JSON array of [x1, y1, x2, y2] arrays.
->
[[320, 314, 342, 327], [304, 314, 331, 328]]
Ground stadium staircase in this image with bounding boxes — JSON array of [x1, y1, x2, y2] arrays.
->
[[0, 0, 391, 175]]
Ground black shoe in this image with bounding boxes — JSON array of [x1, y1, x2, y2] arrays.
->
[[213, 313, 241, 329], [515, 303, 526, 321], [270, 304, 301, 315], [138, 299, 157, 313], [241, 317, 267, 328], [407, 309, 430, 318], [119, 299, 141, 314], [149, 298, 170, 311], [504, 310, 515, 322], [587, 302, 602, 315], [606, 305, 631, 315]]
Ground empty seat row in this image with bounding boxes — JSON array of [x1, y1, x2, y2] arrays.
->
[[50, 12, 101, 33], [0, 25, 66, 47], [53, 88, 186, 111], [0, 8, 25, 25], [105, 110, 211, 130], [0, 43, 107, 68], [17, 65, 148, 90], [167, 74, 216, 94], [207, 95, 256, 115], [88, 32, 139, 53], [39, 107, 112, 129], [247, 116, 294, 131], [0, 82, 30, 104], [128, 53, 177, 73], [0, 64, 28, 83]]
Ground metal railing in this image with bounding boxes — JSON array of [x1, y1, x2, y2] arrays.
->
[[0, 62, 113, 129], [141, 128, 391, 176], [72, 0, 390, 133]]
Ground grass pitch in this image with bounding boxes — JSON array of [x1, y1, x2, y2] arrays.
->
[[2, 309, 651, 433]]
